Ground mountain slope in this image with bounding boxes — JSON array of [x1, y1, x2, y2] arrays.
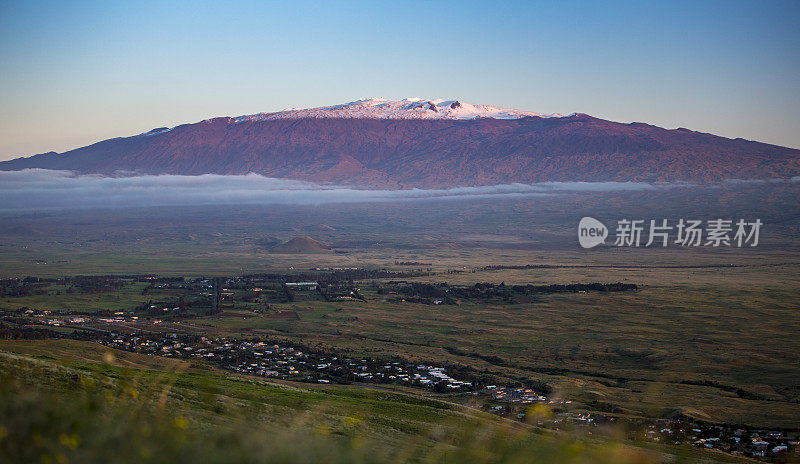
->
[[2, 99, 798, 188]]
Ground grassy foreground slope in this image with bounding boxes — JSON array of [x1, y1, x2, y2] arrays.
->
[[0, 340, 745, 464]]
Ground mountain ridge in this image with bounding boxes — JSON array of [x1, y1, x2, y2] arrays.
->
[[2, 100, 798, 188]]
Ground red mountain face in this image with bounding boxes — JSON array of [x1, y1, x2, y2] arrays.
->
[[2, 108, 798, 188]]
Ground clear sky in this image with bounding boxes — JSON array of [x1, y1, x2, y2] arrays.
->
[[1, 0, 798, 161]]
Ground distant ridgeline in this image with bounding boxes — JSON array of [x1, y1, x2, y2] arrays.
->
[[3, 98, 798, 187]]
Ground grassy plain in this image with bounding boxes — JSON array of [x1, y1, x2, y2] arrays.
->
[[0, 185, 798, 460], [183, 257, 799, 429], [2, 248, 797, 428]]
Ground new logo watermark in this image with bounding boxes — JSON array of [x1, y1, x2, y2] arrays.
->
[[578, 217, 762, 248], [578, 217, 608, 248]]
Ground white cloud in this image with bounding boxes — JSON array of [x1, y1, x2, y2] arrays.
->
[[0, 169, 683, 211]]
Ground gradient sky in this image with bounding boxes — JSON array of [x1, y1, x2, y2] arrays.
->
[[1, 0, 798, 161]]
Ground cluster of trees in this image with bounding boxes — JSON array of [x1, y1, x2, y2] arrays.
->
[[242, 268, 431, 286], [509, 282, 638, 294], [379, 281, 638, 305], [132, 295, 215, 318], [0, 278, 47, 297], [1, 276, 138, 298], [0, 322, 59, 340], [316, 283, 364, 302]]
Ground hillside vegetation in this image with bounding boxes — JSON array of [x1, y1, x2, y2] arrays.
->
[[0, 340, 744, 464]]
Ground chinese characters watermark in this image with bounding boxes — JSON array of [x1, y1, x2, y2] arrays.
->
[[578, 217, 762, 249]]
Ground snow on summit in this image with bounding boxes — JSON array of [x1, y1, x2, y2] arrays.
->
[[233, 98, 564, 122]]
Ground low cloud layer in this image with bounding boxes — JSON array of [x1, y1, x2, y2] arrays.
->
[[0, 169, 778, 211]]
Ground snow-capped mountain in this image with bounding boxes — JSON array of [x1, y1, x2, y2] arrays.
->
[[1, 99, 798, 188], [231, 98, 565, 123]]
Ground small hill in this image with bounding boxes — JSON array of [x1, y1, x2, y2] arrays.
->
[[269, 236, 333, 254]]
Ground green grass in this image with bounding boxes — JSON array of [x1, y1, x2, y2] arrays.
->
[[0, 340, 748, 463]]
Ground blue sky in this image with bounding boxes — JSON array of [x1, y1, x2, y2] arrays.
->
[[1, 0, 798, 160]]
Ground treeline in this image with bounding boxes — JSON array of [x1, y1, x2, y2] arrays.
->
[[0, 279, 47, 297], [379, 282, 638, 304], [510, 282, 638, 294], [0, 276, 128, 297], [0, 322, 60, 340], [242, 268, 432, 285], [480, 265, 552, 271]]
